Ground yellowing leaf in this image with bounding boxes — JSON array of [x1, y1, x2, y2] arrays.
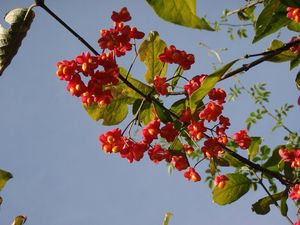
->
[[11, 215, 27, 225], [138, 31, 167, 84], [83, 68, 152, 124], [0, 169, 13, 191], [0, 8, 35, 76], [296, 71, 300, 90], [163, 212, 173, 225], [146, 0, 214, 31], [84, 99, 128, 125], [248, 137, 262, 160]]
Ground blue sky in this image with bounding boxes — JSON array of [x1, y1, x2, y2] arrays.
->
[[0, 1, 299, 225]]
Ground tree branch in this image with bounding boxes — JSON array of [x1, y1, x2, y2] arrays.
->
[[221, 39, 300, 81], [39, 2, 294, 186]]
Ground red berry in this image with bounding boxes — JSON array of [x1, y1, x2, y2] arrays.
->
[[111, 7, 131, 23], [233, 130, 251, 149], [279, 148, 300, 168], [214, 175, 229, 189], [201, 137, 224, 158], [287, 7, 300, 23], [148, 144, 171, 164], [184, 167, 201, 182], [99, 129, 124, 153], [199, 101, 223, 122], [188, 120, 207, 140], [208, 88, 227, 104], [183, 74, 207, 95], [160, 122, 179, 142], [289, 184, 300, 200], [153, 75, 169, 96], [172, 155, 189, 171], [142, 119, 160, 144]]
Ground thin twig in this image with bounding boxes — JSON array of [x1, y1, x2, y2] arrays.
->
[[125, 42, 139, 79], [226, 0, 264, 16], [37, 2, 99, 56], [219, 23, 253, 27]]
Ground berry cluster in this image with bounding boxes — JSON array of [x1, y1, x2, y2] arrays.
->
[[287, 7, 300, 23], [289, 184, 300, 200], [278, 147, 300, 205], [183, 75, 237, 159], [57, 52, 119, 105], [56, 7, 256, 187], [99, 7, 144, 57], [279, 147, 300, 168], [95, 35, 255, 185], [56, 7, 144, 106], [159, 45, 195, 70], [99, 117, 201, 182]]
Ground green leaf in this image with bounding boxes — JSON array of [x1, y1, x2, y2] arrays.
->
[[237, 6, 256, 22], [170, 67, 184, 90], [101, 100, 128, 125], [287, 21, 300, 32], [190, 60, 238, 112], [146, 0, 214, 31], [119, 67, 152, 98], [283, 163, 294, 180], [138, 31, 167, 84], [0, 8, 35, 76], [83, 103, 104, 121], [84, 99, 128, 125], [266, 39, 297, 63], [162, 212, 173, 225], [280, 0, 300, 7], [280, 193, 288, 216], [248, 137, 262, 160], [214, 157, 230, 167], [253, 0, 291, 43], [132, 100, 155, 125], [84, 68, 152, 124], [170, 98, 187, 116], [153, 101, 173, 123], [0, 169, 13, 191], [252, 191, 285, 215], [212, 173, 252, 205], [169, 138, 183, 152], [221, 152, 244, 168], [11, 215, 27, 225], [262, 146, 281, 172], [296, 71, 300, 90], [209, 160, 217, 176], [83, 85, 131, 124], [290, 57, 300, 70]]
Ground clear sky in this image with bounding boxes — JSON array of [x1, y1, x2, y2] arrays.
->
[[0, 1, 299, 225]]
